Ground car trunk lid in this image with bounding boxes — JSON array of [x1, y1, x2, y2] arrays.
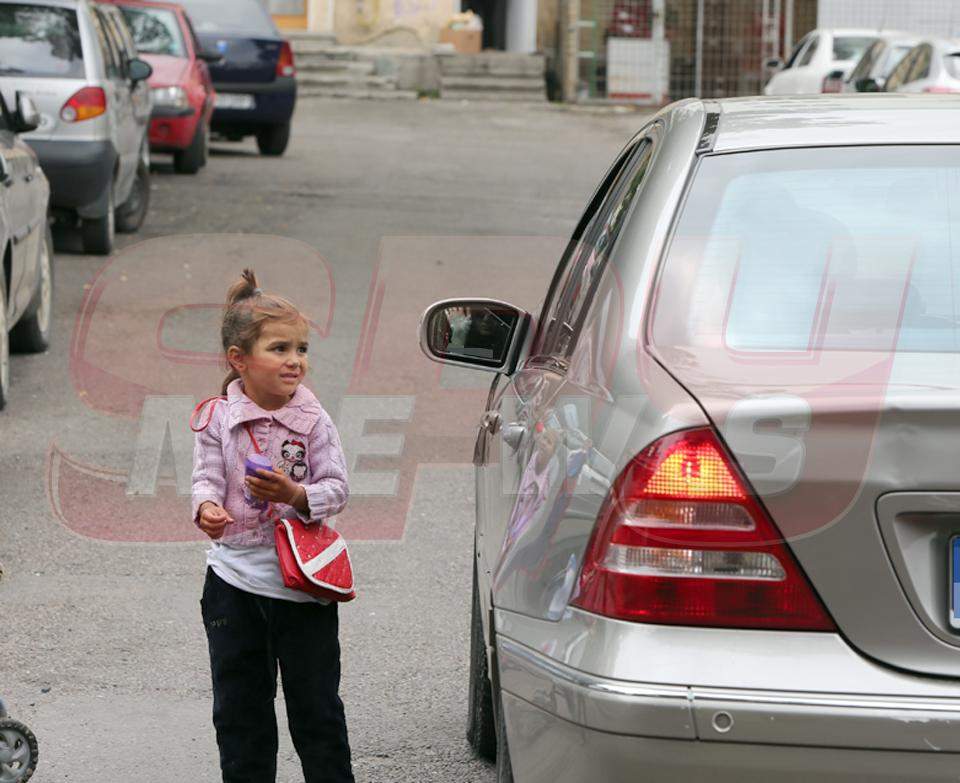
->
[[196, 34, 280, 85], [649, 143, 960, 677]]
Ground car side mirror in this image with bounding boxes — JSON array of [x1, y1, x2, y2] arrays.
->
[[197, 47, 223, 64], [855, 77, 880, 92], [128, 57, 153, 83], [764, 57, 783, 70], [13, 92, 39, 133], [419, 298, 530, 375]]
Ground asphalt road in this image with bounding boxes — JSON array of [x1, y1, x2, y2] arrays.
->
[[0, 97, 644, 782]]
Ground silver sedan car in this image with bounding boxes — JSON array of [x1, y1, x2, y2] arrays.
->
[[420, 95, 960, 782]]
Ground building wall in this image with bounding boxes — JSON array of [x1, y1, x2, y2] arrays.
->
[[818, 0, 960, 37]]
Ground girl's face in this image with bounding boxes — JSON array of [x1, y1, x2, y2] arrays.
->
[[229, 319, 309, 408]]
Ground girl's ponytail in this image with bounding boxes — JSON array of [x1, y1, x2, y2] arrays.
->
[[225, 268, 261, 307]]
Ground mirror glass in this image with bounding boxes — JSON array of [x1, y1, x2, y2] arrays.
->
[[427, 302, 519, 368], [129, 58, 153, 82]]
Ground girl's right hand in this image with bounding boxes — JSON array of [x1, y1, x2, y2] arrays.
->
[[197, 502, 234, 540]]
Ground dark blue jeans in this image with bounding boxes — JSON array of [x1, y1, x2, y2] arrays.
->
[[201, 567, 355, 783]]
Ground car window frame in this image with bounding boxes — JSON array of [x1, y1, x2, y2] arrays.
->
[[885, 46, 918, 91], [100, 6, 135, 76], [783, 33, 811, 70], [90, 6, 122, 79], [526, 127, 660, 370], [105, 5, 139, 65], [798, 33, 820, 67], [850, 39, 883, 81]]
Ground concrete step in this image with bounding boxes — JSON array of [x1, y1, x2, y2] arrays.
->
[[440, 75, 545, 93], [298, 86, 419, 100], [438, 52, 545, 77], [440, 88, 546, 102], [297, 72, 397, 89], [291, 42, 361, 59], [296, 59, 376, 75]]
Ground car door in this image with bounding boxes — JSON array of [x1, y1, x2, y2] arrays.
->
[[477, 133, 657, 617], [103, 7, 151, 139], [91, 6, 136, 203], [0, 120, 39, 321]]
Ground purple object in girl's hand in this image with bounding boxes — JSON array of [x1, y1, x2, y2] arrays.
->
[[244, 453, 274, 509]]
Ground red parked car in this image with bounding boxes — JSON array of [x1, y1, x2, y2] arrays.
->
[[103, 0, 217, 174]]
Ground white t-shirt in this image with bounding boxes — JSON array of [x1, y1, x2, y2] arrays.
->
[[207, 541, 330, 604]]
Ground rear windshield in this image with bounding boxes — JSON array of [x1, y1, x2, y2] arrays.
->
[[833, 36, 875, 61], [880, 43, 914, 77], [119, 6, 185, 57], [653, 146, 960, 354], [0, 4, 83, 77], [176, 0, 276, 36]]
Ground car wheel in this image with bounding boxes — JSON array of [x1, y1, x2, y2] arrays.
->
[[115, 159, 150, 233], [466, 558, 497, 761], [256, 121, 291, 156], [0, 274, 8, 411], [0, 717, 39, 782], [495, 685, 515, 783], [81, 186, 115, 256], [174, 120, 208, 174], [10, 226, 53, 354]]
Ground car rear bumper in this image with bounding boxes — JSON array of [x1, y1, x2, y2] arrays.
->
[[149, 108, 201, 151], [27, 139, 115, 211], [498, 633, 960, 782], [210, 76, 296, 133], [502, 690, 960, 783]]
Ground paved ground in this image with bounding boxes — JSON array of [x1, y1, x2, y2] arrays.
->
[[0, 97, 644, 782]]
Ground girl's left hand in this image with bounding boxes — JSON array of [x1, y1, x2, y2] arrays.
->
[[246, 468, 301, 505]]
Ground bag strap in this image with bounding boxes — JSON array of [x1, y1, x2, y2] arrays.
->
[[190, 395, 226, 433]]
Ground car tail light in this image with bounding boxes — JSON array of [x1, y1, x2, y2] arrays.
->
[[821, 76, 843, 93], [277, 41, 295, 77], [923, 85, 960, 93], [60, 87, 107, 122], [573, 427, 835, 630]]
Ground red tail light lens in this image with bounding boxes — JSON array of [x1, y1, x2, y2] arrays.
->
[[277, 41, 295, 77], [573, 428, 835, 630], [821, 76, 843, 93], [61, 87, 107, 122]]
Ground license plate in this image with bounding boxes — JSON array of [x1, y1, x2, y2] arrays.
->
[[215, 93, 255, 110], [950, 535, 960, 629]]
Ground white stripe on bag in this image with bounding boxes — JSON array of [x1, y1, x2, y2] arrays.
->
[[300, 537, 347, 574]]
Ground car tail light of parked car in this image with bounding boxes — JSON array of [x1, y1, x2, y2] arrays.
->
[[573, 427, 836, 631], [276, 40, 295, 78], [822, 69, 845, 92], [60, 87, 107, 122], [923, 85, 960, 93]]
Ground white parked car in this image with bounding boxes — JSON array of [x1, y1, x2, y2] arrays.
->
[[885, 38, 960, 94], [764, 28, 879, 95]]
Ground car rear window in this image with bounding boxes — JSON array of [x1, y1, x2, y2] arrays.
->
[[118, 6, 184, 57], [176, 0, 276, 36], [653, 146, 960, 354], [0, 4, 83, 77], [833, 36, 874, 61]]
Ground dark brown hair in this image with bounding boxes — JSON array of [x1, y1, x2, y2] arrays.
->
[[220, 269, 307, 395]]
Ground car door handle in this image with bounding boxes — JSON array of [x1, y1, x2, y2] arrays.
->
[[501, 423, 526, 451]]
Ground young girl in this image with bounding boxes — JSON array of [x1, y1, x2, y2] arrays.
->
[[192, 269, 354, 783]]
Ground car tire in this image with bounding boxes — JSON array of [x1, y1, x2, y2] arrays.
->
[[81, 186, 115, 256], [495, 685, 515, 783], [9, 226, 53, 354], [466, 559, 497, 761], [256, 121, 291, 156], [0, 717, 39, 782], [115, 159, 150, 234], [174, 120, 208, 174], [0, 272, 9, 412]]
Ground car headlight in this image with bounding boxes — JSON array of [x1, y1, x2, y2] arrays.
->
[[150, 86, 189, 110]]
